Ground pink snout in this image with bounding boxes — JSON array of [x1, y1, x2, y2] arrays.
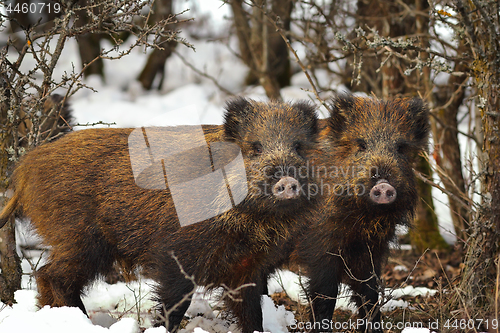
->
[[272, 176, 300, 200], [369, 179, 396, 204]]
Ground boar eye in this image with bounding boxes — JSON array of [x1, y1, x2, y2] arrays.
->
[[396, 142, 408, 154], [252, 142, 263, 155], [355, 139, 367, 152], [293, 142, 302, 152]]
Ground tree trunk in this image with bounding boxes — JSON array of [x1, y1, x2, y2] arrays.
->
[[0, 81, 22, 305], [8, 0, 32, 32], [137, 0, 177, 90], [452, 0, 500, 316], [411, 155, 449, 251], [410, 0, 447, 251], [269, 0, 293, 88], [457, 85, 500, 313], [430, 40, 470, 244], [229, 0, 294, 100], [0, 214, 21, 305], [0, 122, 21, 305], [75, 0, 104, 78]]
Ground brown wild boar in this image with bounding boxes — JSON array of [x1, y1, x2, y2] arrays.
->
[[0, 98, 319, 333], [297, 94, 430, 333]]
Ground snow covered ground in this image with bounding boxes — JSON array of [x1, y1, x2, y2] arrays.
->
[[0, 264, 437, 333], [0, 1, 451, 332]]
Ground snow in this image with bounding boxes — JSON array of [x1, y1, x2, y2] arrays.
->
[[0, 0, 451, 331], [0, 292, 140, 333], [1, 274, 439, 333], [268, 270, 308, 304], [388, 286, 437, 299], [394, 265, 409, 272], [261, 296, 295, 333]]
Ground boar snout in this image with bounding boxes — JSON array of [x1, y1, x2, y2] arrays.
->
[[272, 176, 300, 200], [369, 179, 396, 204]]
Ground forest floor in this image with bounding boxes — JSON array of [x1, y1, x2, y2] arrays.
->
[[268, 246, 466, 333]]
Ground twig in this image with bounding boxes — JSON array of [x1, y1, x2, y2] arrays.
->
[[471, 0, 499, 67], [402, 248, 429, 287], [74, 121, 117, 127], [328, 250, 373, 283], [172, 49, 234, 96], [158, 252, 198, 328], [268, 16, 328, 110], [414, 155, 476, 210], [496, 253, 500, 333]]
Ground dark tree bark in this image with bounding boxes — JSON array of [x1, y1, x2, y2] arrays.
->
[[430, 42, 470, 244], [267, 0, 293, 88], [412, 0, 449, 251], [0, 82, 21, 305], [411, 156, 449, 251], [137, 0, 177, 90], [229, 0, 294, 100], [7, 0, 32, 32], [452, 0, 500, 316], [0, 92, 21, 304], [75, 0, 104, 78], [0, 215, 21, 305]]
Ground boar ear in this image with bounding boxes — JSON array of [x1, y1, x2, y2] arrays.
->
[[293, 101, 319, 136], [223, 97, 252, 141], [407, 98, 430, 146], [328, 94, 355, 138]]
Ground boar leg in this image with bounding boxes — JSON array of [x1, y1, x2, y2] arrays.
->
[[308, 256, 340, 331], [349, 253, 382, 333], [260, 271, 270, 295], [225, 277, 265, 333], [35, 236, 115, 314], [36, 263, 87, 313], [155, 273, 194, 332]]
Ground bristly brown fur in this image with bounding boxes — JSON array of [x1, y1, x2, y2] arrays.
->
[[0, 94, 74, 229], [297, 93, 430, 332]]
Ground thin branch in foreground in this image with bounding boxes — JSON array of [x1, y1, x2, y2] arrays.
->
[[74, 121, 117, 127]]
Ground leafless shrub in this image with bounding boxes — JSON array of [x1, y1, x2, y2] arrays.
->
[[0, 0, 190, 304]]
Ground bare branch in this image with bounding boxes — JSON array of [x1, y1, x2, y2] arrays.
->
[[172, 49, 235, 96]]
